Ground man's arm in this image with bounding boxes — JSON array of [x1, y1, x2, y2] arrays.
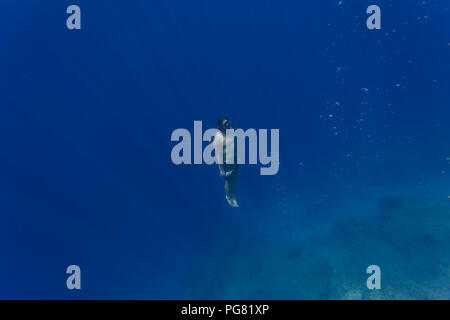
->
[[213, 133, 226, 176]]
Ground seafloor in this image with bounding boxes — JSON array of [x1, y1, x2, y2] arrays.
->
[[180, 176, 450, 299]]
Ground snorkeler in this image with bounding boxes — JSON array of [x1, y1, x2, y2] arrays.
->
[[213, 116, 239, 208]]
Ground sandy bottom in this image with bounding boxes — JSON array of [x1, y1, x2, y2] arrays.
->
[[181, 179, 450, 299]]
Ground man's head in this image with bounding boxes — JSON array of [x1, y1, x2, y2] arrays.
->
[[217, 116, 232, 133]]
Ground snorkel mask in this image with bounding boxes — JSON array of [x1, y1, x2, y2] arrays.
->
[[223, 120, 232, 129]]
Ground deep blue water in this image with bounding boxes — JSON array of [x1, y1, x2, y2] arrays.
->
[[1, 0, 449, 299]]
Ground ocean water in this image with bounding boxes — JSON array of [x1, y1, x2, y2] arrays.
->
[[0, 0, 449, 299]]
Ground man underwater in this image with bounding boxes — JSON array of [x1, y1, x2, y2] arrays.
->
[[213, 116, 239, 207]]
